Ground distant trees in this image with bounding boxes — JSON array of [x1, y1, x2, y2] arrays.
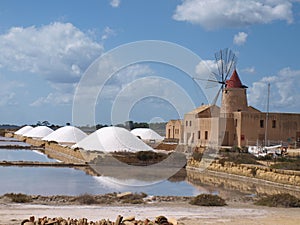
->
[[96, 124, 108, 130], [36, 121, 50, 126]]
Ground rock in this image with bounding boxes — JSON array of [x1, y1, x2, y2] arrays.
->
[[123, 216, 135, 221], [115, 215, 123, 225], [155, 216, 169, 225], [117, 192, 132, 198], [23, 222, 34, 225], [123, 221, 135, 225], [168, 218, 178, 225]]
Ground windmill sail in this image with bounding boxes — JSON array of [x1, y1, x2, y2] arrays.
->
[[214, 48, 237, 89]]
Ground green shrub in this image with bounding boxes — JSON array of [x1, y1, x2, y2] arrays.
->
[[136, 151, 164, 161], [75, 194, 98, 205], [189, 194, 226, 206], [4, 193, 31, 203], [220, 152, 261, 165], [191, 151, 203, 161], [255, 194, 300, 207]]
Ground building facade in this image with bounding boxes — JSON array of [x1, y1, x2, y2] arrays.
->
[[166, 70, 300, 148]]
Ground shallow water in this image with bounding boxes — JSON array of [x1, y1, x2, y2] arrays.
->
[[0, 166, 203, 196], [0, 149, 56, 162], [0, 147, 204, 196]]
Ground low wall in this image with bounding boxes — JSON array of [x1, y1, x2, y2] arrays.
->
[[188, 159, 300, 187], [4, 132, 14, 138], [44, 142, 85, 162]]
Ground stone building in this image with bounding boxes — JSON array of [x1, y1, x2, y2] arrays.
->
[[165, 119, 183, 142], [166, 70, 300, 148]]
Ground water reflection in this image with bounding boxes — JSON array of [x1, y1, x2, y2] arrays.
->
[[187, 169, 300, 199]]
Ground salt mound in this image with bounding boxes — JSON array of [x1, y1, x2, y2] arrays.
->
[[131, 128, 164, 142], [14, 125, 33, 135], [42, 126, 87, 144], [23, 126, 53, 139], [72, 126, 153, 152]]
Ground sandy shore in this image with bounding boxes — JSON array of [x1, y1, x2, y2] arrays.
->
[[1, 202, 300, 225]]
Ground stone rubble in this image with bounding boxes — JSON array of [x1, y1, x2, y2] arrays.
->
[[21, 215, 179, 225]]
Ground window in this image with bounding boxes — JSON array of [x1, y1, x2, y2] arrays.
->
[[205, 131, 208, 140], [186, 121, 188, 126], [175, 129, 179, 134], [260, 120, 264, 128], [189, 121, 192, 126], [272, 120, 276, 128], [198, 131, 200, 139]]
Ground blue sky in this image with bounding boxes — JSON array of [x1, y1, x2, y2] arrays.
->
[[1, 0, 300, 126]]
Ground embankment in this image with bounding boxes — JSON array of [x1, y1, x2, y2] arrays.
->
[[188, 159, 300, 187]]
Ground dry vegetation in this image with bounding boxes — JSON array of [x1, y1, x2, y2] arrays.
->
[[255, 193, 300, 207], [189, 194, 226, 206]]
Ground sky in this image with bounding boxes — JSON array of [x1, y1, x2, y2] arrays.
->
[[1, 0, 300, 126]]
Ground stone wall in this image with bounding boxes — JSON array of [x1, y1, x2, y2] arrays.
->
[[188, 159, 300, 186]]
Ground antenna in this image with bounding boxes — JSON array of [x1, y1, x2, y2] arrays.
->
[[264, 83, 270, 146]]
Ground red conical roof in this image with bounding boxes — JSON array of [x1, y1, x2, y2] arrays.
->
[[226, 70, 243, 88]]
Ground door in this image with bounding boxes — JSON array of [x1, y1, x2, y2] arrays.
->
[[221, 131, 229, 146]]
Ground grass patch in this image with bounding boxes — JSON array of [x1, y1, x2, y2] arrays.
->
[[75, 194, 98, 205], [219, 152, 261, 165], [255, 194, 300, 207], [4, 193, 31, 203], [270, 158, 300, 171], [189, 194, 226, 206]]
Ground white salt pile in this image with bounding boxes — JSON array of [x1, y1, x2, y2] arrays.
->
[[14, 125, 33, 135], [72, 126, 153, 152], [131, 128, 164, 142], [23, 126, 53, 139], [42, 126, 87, 144]]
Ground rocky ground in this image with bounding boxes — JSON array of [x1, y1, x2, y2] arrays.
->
[[1, 193, 300, 225]]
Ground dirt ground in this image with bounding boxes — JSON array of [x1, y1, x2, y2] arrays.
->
[[1, 201, 300, 225]]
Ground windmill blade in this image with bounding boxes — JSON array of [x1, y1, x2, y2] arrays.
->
[[192, 76, 220, 89], [205, 72, 220, 88], [211, 86, 222, 106], [224, 51, 237, 79], [215, 48, 237, 89]]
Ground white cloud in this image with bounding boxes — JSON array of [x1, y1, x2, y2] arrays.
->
[[110, 0, 121, 8], [248, 67, 300, 112], [0, 22, 103, 84], [100, 64, 154, 100], [101, 26, 116, 41], [173, 0, 294, 30], [0, 74, 24, 106], [242, 67, 256, 74], [30, 92, 74, 106], [233, 32, 248, 45]]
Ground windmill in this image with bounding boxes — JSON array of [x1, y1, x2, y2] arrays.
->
[[210, 48, 237, 105], [194, 48, 238, 105]]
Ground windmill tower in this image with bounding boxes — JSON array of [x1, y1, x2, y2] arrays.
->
[[220, 69, 248, 114]]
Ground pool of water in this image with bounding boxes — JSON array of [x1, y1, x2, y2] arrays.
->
[[0, 149, 56, 162], [0, 166, 203, 196]]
